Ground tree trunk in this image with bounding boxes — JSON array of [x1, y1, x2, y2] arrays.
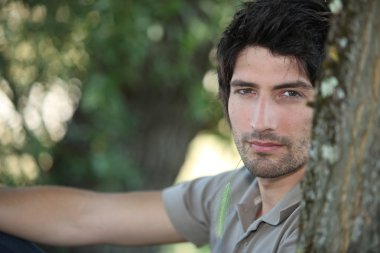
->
[[300, 1, 380, 252]]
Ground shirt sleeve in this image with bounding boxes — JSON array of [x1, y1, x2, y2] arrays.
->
[[162, 171, 234, 247]]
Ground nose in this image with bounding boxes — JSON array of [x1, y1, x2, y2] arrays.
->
[[250, 96, 277, 132]]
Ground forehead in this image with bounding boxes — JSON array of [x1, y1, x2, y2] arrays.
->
[[231, 46, 311, 87]]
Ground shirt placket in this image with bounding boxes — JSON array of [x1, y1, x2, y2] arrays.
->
[[233, 231, 255, 253]]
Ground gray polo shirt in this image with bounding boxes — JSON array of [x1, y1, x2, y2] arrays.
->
[[162, 168, 301, 253]]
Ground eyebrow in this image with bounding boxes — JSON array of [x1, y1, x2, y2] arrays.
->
[[230, 79, 314, 90]]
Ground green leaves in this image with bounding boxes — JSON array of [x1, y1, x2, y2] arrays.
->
[[216, 177, 232, 238], [0, 0, 233, 190]]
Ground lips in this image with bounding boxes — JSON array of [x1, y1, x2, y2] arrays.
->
[[248, 141, 283, 153]]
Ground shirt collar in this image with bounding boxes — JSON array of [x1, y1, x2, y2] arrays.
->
[[261, 184, 302, 226], [236, 178, 302, 231]]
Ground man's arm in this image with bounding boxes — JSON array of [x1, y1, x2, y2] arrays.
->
[[0, 187, 184, 246]]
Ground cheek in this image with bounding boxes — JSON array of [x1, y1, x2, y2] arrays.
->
[[228, 100, 251, 129], [227, 101, 237, 123], [300, 108, 314, 127], [280, 108, 313, 134]]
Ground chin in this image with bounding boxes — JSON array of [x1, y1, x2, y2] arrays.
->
[[246, 162, 305, 179]]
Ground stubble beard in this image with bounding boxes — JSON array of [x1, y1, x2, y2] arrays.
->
[[233, 130, 310, 179]]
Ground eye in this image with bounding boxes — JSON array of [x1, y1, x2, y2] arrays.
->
[[282, 90, 302, 97], [235, 88, 257, 95]]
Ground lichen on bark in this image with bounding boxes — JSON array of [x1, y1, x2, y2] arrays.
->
[[299, 0, 380, 252]]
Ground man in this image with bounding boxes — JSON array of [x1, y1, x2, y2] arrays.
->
[[0, 1, 330, 252]]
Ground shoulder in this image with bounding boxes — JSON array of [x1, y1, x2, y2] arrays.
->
[[164, 167, 253, 201], [161, 167, 254, 246]]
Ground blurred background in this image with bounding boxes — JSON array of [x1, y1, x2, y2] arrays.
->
[[0, 0, 241, 252]]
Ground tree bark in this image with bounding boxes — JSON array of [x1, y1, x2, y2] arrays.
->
[[300, 0, 380, 252]]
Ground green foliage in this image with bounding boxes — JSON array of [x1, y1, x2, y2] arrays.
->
[[0, 1, 235, 251], [216, 178, 232, 238], [0, 0, 234, 188], [43, 0, 233, 192], [161, 243, 210, 253]]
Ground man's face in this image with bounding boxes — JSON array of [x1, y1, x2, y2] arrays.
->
[[228, 46, 314, 179]]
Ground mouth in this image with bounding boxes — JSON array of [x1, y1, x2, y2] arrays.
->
[[248, 140, 284, 153]]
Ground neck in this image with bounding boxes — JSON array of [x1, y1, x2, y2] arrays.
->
[[257, 168, 305, 216]]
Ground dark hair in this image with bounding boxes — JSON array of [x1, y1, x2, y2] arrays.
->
[[217, 0, 330, 122]]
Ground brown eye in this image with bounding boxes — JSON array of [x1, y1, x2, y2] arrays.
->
[[237, 89, 257, 95], [283, 90, 302, 97]]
